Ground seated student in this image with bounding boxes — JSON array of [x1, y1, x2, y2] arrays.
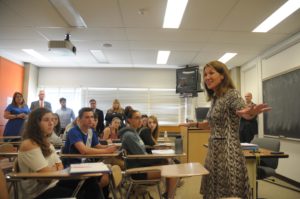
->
[[17, 108, 74, 199], [47, 113, 63, 146], [52, 113, 61, 136], [102, 117, 121, 143], [141, 114, 148, 128], [63, 107, 118, 198], [139, 115, 159, 146], [118, 109, 177, 199], [62, 117, 79, 140]]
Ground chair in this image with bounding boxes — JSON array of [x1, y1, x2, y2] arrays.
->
[[0, 143, 17, 173], [121, 150, 163, 199], [124, 168, 162, 199], [109, 165, 123, 199], [251, 137, 280, 198], [0, 169, 9, 199]]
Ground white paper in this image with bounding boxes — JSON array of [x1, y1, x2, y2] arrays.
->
[[151, 149, 175, 154], [70, 162, 109, 174]]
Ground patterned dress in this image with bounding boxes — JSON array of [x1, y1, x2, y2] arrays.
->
[[200, 89, 251, 199]]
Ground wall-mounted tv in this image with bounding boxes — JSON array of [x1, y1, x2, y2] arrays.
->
[[176, 66, 202, 95]]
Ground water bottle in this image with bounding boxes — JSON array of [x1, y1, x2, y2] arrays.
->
[[164, 131, 168, 138], [175, 135, 183, 154]]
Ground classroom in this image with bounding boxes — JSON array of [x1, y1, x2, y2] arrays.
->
[[1, 1, 300, 199]]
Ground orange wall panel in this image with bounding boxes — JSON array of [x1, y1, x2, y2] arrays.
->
[[0, 57, 24, 136]]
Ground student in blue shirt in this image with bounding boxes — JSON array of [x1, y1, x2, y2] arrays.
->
[[63, 107, 117, 199]]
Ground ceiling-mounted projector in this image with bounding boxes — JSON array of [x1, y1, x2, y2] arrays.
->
[[48, 34, 76, 56]]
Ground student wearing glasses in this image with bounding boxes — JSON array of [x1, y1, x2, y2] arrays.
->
[[119, 109, 177, 198]]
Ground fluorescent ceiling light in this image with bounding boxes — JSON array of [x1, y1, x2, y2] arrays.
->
[[49, 0, 87, 28], [218, 53, 237, 64], [22, 49, 50, 62], [156, 50, 170, 64], [253, 0, 300, 32], [163, 0, 188, 28], [119, 88, 148, 91], [90, 50, 108, 63]]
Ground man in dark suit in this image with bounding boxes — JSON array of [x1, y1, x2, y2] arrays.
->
[[89, 99, 104, 136], [30, 90, 52, 111]]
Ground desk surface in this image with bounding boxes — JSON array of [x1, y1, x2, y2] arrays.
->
[[243, 148, 289, 159], [126, 162, 209, 178], [0, 152, 18, 158], [59, 151, 120, 158], [203, 144, 289, 159], [126, 153, 186, 159], [0, 141, 21, 145], [0, 136, 21, 140], [7, 168, 103, 180]]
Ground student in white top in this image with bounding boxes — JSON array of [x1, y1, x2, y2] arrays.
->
[[17, 108, 73, 199]]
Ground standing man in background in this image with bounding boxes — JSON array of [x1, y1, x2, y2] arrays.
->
[[239, 92, 258, 143], [56, 97, 75, 135], [30, 90, 52, 111], [89, 99, 104, 136]]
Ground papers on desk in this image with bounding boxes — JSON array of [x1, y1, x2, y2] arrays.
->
[[241, 143, 259, 151], [155, 143, 174, 147], [151, 149, 175, 154], [70, 162, 110, 174]]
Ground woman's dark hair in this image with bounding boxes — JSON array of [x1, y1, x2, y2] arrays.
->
[[203, 60, 235, 101], [22, 108, 52, 157], [124, 106, 133, 119], [126, 109, 139, 124], [53, 113, 61, 135], [12, 92, 25, 107]]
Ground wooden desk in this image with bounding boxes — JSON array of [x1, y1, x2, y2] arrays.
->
[[243, 148, 288, 199], [126, 153, 186, 159], [202, 144, 289, 199], [0, 141, 21, 146], [7, 168, 104, 199], [0, 152, 18, 158], [0, 136, 21, 140], [59, 152, 121, 159], [126, 162, 209, 178], [7, 168, 103, 179], [126, 162, 209, 198]]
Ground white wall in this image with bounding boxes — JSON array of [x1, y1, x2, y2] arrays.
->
[[241, 33, 300, 182], [23, 63, 39, 104], [38, 68, 176, 88], [38, 67, 208, 121]]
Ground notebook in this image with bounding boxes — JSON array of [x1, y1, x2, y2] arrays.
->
[[70, 162, 110, 174]]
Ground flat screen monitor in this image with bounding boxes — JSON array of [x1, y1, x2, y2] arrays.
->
[[195, 107, 209, 122], [176, 66, 202, 94]]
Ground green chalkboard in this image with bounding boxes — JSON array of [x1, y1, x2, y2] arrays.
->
[[263, 68, 300, 139]]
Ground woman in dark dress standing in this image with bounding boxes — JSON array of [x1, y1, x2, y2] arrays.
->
[[3, 92, 30, 136], [180, 61, 271, 199]]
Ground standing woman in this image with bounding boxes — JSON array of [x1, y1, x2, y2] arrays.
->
[[105, 99, 125, 127], [17, 108, 73, 199], [180, 61, 270, 199], [3, 92, 30, 136]]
